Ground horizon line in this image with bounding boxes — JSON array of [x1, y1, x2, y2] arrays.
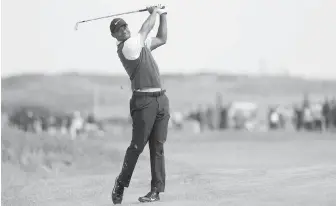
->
[[2, 69, 336, 81]]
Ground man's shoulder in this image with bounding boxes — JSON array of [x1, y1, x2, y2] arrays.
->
[[123, 34, 141, 48], [122, 34, 152, 49], [119, 34, 144, 60]]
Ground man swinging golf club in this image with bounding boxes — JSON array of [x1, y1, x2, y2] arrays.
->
[[110, 5, 170, 204]]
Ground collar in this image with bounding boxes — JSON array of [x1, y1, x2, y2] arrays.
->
[[116, 35, 131, 46]]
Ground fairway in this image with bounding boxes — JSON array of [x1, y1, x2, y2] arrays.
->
[[2, 130, 336, 206]]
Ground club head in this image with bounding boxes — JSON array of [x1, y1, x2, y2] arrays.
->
[[74, 22, 79, 31]]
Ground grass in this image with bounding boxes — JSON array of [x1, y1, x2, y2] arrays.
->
[[2, 127, 336, 205], [1, 124, 124, 192]]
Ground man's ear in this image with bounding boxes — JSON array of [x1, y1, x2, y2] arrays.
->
[[111, 32, 116, 38]]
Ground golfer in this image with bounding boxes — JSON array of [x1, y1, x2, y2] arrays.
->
[[109, 5, 169, 204]]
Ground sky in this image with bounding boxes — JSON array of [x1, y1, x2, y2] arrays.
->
[[1, 0, 336, 79]]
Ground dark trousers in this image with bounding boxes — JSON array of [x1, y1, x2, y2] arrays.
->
[[117, 90, 170, 192]]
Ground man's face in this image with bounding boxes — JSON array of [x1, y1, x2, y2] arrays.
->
[[112, 24, 131, 41]]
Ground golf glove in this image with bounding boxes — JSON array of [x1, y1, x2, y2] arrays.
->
[[157, 8, 167, 15]]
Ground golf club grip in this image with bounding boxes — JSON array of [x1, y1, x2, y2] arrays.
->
[[139, 5, 165, 12]]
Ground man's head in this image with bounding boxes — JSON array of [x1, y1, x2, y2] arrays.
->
[[110, 18, 131, 41]]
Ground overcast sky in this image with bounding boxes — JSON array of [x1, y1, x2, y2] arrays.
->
[[1, 0, 336, 79]]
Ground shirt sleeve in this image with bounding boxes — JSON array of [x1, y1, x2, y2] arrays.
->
[[122, 34, 152, 60], [144, 37, 152, 50]]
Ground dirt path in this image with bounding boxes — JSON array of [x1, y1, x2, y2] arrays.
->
[[3, 131, 336, 206]]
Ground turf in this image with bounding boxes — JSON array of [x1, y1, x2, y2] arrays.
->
[[2, 129, 336, 206]]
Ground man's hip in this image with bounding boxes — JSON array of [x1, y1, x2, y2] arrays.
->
[[130, 89, 167, 105], [133, 88, 166, 97]]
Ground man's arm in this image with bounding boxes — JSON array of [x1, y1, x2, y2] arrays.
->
[[149, 13, 167, 51], [138, 7, 158, 46]]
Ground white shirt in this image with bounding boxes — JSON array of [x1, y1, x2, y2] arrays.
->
[[117, 34, 152, 60], [270, 112, 279, 123], [303, 108, 313, 122]]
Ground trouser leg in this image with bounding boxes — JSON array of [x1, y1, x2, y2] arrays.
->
[[148, 94, 170, 192], [117, 95, 157, 187]]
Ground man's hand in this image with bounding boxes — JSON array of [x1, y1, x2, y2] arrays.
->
[[157, 7, 167, 15], [147, 4, 167, 14], [147, 5, 159, 14]]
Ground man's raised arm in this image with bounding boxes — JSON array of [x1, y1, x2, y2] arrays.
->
[[138, 7, 159, 46], [149, 11, 167, 51]]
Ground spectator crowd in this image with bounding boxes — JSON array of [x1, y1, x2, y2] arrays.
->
[[169, 94, 336, 133], [3, 94, 335, 137], [3, 107, 104, 139]]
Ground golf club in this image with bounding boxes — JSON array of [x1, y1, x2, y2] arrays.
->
[[75, 5, 165, 30]]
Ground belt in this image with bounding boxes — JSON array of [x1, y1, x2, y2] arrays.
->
[[133, 89, 166, 97], [136, 88, 162, 92]]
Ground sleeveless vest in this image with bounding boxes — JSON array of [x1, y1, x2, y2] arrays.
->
[[117, 41, 161, 91]]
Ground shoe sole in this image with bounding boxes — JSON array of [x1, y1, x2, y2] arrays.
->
[[138, 197, 160, 203]]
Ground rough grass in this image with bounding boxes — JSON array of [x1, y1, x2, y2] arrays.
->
[[1, 125, 123, 192]]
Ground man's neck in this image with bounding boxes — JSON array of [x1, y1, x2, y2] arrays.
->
[[116, 37, 130, 45]]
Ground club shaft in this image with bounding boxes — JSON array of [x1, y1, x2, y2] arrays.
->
[[78, 9, 147, 24]]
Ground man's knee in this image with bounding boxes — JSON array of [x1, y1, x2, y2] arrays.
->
[[154, 141, 164, 156], [128, 142, 145, 155]]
